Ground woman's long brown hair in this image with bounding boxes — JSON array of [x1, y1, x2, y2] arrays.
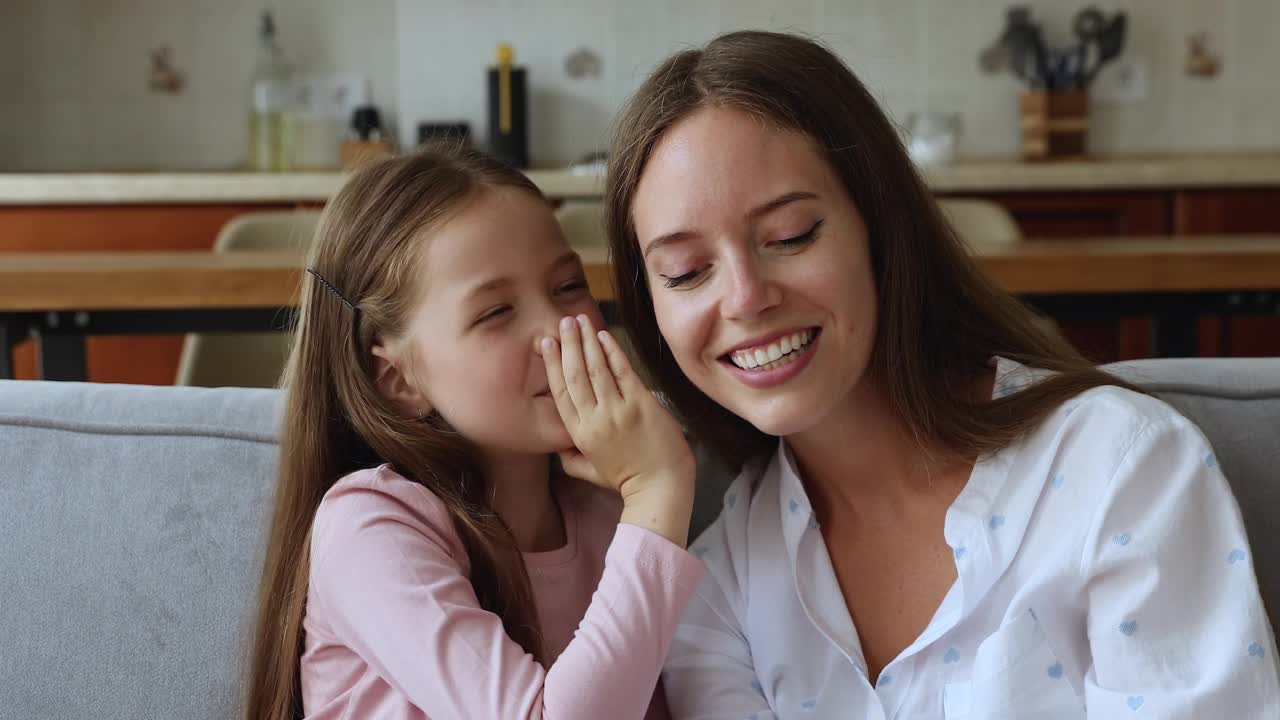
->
[[606, 31, 1136, 469], [246, 145, 548, 719]]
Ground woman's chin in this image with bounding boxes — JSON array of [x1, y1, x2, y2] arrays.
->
[[735, 403, 824, 439]]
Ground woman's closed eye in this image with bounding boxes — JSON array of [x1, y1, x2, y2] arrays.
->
[[657, 221, 824, 289], [660, 268, 703, 289], [773, 219, 823, 248]]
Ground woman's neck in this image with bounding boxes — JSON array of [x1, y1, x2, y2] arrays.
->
[[480, 451, 566, 553], [785, 376, 970, 522]]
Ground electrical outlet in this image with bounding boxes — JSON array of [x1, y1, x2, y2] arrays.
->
[[1091, 57, 1149, 104], [293, 73, 369, 118]]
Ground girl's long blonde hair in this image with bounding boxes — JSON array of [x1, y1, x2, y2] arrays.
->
[[246, 145, 548, 719]]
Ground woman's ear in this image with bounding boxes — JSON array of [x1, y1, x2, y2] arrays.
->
[[370, 342, 433, 418]]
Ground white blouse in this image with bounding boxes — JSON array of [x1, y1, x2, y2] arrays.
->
[[663, 358, 1280, 719]]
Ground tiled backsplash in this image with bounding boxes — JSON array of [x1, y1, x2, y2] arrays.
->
[[2, 0, 1276, 171]]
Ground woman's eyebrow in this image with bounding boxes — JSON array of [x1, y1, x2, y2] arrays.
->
[[746, 190, 819, 220], [642, 190, 819, 258], [642, 230, 696, 258]]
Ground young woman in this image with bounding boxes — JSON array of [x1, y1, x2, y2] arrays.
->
[[606, 31, 1279, 718]]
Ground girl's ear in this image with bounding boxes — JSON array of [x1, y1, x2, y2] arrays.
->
[[370, 342, 433, 418]]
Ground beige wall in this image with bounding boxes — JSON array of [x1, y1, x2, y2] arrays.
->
[[2, 0, 1276, 171], [0, 0, 398, 170]]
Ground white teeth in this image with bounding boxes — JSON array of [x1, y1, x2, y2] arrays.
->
[[728, 328, 818, 371]]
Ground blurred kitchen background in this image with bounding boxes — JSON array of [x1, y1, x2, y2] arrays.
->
[[1, 0, 1278, 387], [1, 0, 1275, 170]]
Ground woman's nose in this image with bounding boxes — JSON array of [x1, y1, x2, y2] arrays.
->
[[720, 256, 782, 321]]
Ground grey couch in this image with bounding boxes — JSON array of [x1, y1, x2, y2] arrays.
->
[[1, 359, 1278, 718]]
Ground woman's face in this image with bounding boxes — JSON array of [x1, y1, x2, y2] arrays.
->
[[631, 106, 877, 437]]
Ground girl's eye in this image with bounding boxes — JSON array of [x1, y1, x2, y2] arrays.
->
[[776, 219, 823, 247], [659, 268, 702, 289], [475, 305, 512, 325]]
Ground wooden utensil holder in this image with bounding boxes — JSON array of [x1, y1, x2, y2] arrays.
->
[[1020, 91, 1089, 161]]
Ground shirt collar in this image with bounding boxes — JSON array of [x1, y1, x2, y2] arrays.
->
[[767, 358, 1039, 614], [773, 439, 817, 555]]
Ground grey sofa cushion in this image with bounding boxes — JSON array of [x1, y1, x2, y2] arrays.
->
[[0, 358, 1275, 718], [1107, 359, 1280, 623], [0, 381, 280, 720]]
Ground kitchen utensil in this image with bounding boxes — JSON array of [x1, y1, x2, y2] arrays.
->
[[1046, 47, 1083, 90], [979, 6, 1028, 75], [1006, 22, 1048, 88], [1027, 24, 1050, 87], [984, 7, 1054, 88], [978, 43, 1010, 74], [1074, 8, 1127, 87]]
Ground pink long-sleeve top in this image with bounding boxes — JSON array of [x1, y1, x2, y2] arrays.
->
[[300, 464, 704, 719]]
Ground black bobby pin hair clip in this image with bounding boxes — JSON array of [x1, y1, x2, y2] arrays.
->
[[306, 267, 359, 314]]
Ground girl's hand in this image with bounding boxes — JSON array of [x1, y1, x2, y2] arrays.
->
[[538, 315, 695, 545]]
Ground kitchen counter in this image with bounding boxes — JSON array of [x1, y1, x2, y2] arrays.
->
[[923, 154, 1280, 192], [2, 154, 1280, 205], [0, 169, 604, 205]]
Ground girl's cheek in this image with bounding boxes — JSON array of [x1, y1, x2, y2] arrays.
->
[[572, 296, 605, 323]]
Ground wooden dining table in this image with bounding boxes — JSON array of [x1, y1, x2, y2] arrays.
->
[[4, 236, 1280, 380]]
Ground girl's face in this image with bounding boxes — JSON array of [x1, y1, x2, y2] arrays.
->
[[386, 187, 603, 455], [630, 106, 878, 438]]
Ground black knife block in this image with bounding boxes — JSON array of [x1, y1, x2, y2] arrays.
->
[[487, 66, 528, 169]]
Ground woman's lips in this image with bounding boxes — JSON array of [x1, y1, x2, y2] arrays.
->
[[720, 328, 821, 390]]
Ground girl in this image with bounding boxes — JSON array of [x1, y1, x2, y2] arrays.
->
[[245, 145, 701, 719], [606, 31, 1280, 718]]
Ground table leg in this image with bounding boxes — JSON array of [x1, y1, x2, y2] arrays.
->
[[35, 332, 88, 381], [0, 317, 14, 380]]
